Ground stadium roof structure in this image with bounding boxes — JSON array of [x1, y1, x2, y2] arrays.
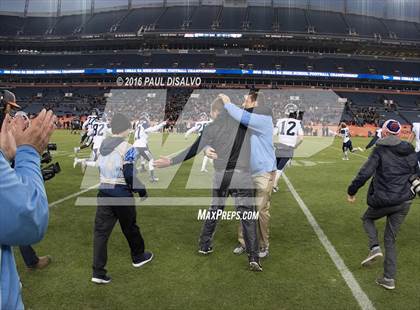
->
[[0, 0, 419, 23]]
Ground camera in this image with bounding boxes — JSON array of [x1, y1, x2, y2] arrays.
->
[[409, 175, 420, 196], [41, 143, 61, 181]]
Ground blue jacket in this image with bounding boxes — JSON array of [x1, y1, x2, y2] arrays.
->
[[0, 146, 49, 310], [224, 103, 276, 176]]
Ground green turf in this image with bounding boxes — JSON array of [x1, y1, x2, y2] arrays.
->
[[15, 131, 420, 310]]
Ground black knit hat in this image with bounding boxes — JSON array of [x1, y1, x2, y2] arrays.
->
[[111, 113, 131, 134]]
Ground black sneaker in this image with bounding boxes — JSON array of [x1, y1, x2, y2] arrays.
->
[[91, 275, 112, 284], [198, 246, 213, 255], [249, 258, 263, 272], [132, 251, 154, 268]]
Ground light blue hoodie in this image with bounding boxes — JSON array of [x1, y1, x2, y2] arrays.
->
[[0, 146, 49, 310], [225, 103, 276, 176]]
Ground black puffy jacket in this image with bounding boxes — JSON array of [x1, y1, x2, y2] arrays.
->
[[348, 135, 419, 208]]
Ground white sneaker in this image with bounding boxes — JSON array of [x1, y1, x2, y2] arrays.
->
[[258, 248, 269, 258], [233, 245, 246, 255], [74, 147, 80, 154], [200, 169, 208, 173]]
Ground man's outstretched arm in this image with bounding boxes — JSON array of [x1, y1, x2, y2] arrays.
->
[[347, 149, 380, 196], [224, 103, 270, 134]]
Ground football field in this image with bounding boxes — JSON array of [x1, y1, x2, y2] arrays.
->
[[16, 131, 420, 310]]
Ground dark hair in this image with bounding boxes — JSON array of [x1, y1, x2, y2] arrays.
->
[[248, 89, 258, 102], [111, 113, 131, 134]]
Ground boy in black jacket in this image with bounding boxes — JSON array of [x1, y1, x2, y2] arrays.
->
[[347, 119, 419, 290], [92, 113, 152, 284]]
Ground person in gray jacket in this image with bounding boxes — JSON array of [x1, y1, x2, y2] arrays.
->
[[347, 119, 419, 290]]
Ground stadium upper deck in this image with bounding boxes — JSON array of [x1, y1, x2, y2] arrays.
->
[[0, 5, 419, 42]]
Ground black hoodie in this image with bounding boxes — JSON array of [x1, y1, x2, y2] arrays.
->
[[348, 135, 419, 208]]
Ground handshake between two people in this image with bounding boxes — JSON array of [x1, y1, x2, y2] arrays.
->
[[153, 147, 218, 169], [0, 109, 56, 161]]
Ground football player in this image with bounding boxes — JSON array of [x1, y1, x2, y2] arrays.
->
[[133, 113, 167, 183], [74, 109, 99, 154], [185, 112, 213, 172], [272, 104, 304, 192], [339, 122, 364, 160], [74, 113, 111, 171]]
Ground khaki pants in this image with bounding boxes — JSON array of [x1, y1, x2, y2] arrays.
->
[[238, 172, 274, 249]]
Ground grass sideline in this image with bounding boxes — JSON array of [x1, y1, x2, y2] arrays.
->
[[15, 131, 420, 310]]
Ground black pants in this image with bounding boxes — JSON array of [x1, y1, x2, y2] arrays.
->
[[19, 245, 39, 267], [362, 201, 411, 279], [93, 192, 145, 277]]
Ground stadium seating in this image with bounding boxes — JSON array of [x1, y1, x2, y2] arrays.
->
[[0, 7, 419, 40], [219, 7, 247, 31], [345, 14, 389, 37], [277, 8, 308, 33], [0, 15, 25, 36], [83, 10, 127, 34], [118, 7, 164, 32], [307, 10, 348, 35], [382, 20, 420, 41], [22, 17, 57, 36], [52, 14, 85, 35], [189, 5, 221, 30], [11, 87, 419, 125], [248, 7, 275, 32], [337, 91, 420, 125], [157, 6, 195, 30]]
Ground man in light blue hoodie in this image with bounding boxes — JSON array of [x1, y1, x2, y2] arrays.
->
[[0, 108, 55, 310], [220, 91, 276, 258]]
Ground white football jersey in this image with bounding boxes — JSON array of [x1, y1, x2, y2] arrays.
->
[[82, 115, 97, 131], [376, 128, 383, 139], [133, 121, 166, 148], [185, 120, 212, 138], [340, 127, 351, 143], [412, 122, 420, 152], [89, 120, 110, 150], [275, 118, 303, 147]]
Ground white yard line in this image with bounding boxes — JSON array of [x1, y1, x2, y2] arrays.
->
[[49, 183, 99, 208], [283, 174, 375, 310], [48, 148, 185, 208]]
